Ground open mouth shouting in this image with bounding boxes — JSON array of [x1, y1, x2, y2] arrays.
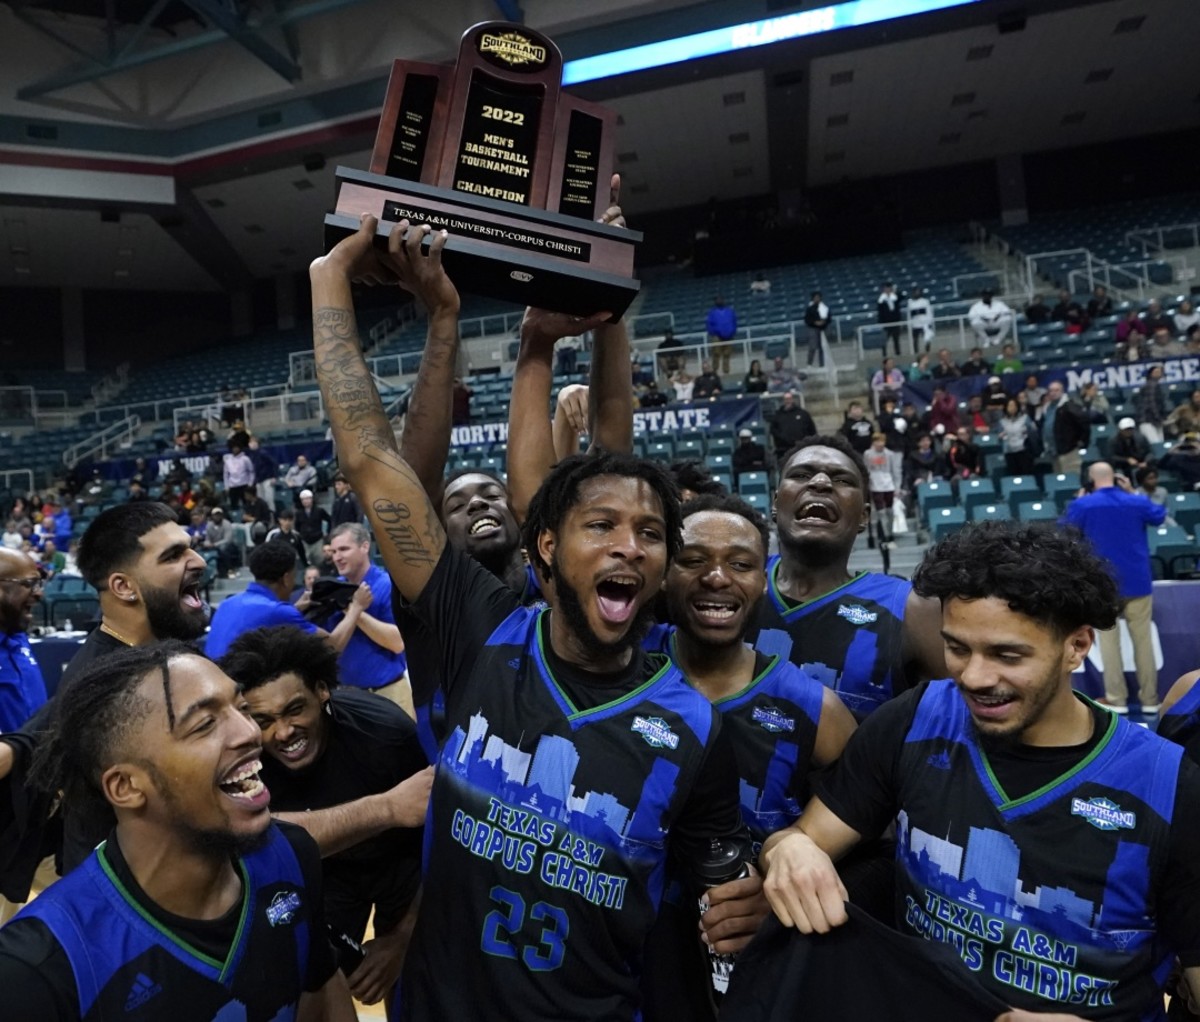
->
[[595, 573, 642, 626], [180, 570, 207, 614], [218, 755, 270, 809], [795, 500, 838, 524]]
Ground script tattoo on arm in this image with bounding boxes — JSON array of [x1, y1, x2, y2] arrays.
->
[[312, 300, 445, 600]]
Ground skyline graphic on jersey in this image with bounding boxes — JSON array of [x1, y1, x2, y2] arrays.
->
[[897, 809, 1143, 946], [443, 710, 662, 854]]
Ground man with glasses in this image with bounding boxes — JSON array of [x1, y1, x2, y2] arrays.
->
[[0, 548, 46, 732]]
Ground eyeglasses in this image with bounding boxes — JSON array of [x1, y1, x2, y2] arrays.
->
[[0, 577, 45, 592]]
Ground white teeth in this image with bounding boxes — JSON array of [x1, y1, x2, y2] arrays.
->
[[282, 737, 306, 754], [225, 776, 265, 801], [469, 517, 501, 535], [225, 759, 261, 784]]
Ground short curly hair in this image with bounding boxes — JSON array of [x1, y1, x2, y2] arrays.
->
[[522, 449, 682, 582], [680, 493, 770, 559], [912, 520, 1120, 635], [779, 434, 870, 501]]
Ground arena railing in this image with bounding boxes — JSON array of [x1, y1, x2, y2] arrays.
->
[[1126, 222, 1200, 258], [62, 415, 140, 468], [1067, 255, 1189, 302]]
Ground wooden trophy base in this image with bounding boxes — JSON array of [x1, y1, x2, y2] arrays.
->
[[325, 168, 641, 318]]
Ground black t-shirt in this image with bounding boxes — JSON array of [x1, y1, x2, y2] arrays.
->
[[262, 687, 426, 935], [0, 821, 338, 1019], [400, 544, 745, 1022], [819, 684, 1200, 967]]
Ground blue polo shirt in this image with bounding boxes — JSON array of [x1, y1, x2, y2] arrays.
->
[[327, 564, 407, 689], [0, 632, 46, 732], [1062, 487, 1167, 598], [206, 582, 318, 659]]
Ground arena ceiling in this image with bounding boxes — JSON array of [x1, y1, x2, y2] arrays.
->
[[0, 0, 1194, 292]]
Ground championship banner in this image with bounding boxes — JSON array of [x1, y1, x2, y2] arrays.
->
[[447, 395, 764, 448], [901, 354, 1200, 409]]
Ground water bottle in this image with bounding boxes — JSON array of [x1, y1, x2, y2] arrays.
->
[[696, 835, 753, 1002]]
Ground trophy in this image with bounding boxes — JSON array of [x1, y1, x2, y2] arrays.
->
[[324, 22, 640, 317]]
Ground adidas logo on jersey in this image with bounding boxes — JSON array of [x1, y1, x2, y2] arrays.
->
[[124, 972, 162, 1011], [266, 889, 302, 927], [837, 604, 877, 626], [1071, 796, 1136, 832], [926, 750, 952, 771], [631, 715, 679, 750]]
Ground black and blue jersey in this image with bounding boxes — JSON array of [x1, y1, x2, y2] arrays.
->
[[891, 681, 1184, 1020], [748, 559, 910, 719], [0, 821, 333, 1020], [1158, 680, 1200, 766], [398, 545, 744, 1022]]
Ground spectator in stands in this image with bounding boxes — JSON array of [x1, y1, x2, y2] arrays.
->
[[639, 380, 668, 408], [1166, 389, 1200, 438], [1144, 299, 1174, 337], [743, 359, 768, 394], [128, 458, 150, 488], [246, 437, 278, 515], [864, 432, 902, 549], [1109, 416, 1153, 474], [1, 521, 20, 551], [657, 328, 684, 377], [202, 505, 240, 578], [981, 375, 1008, 415], [693, 361, 723, 399], [930, 348, 960, 380], [295, 489, 331, 569], [1175, 299, 1200, 338], [284, 453, 317, 493], [907, 286, 933, 353], [877, 281, 903, 356], [769, 391, 816, 461], [127, 479, 151, 502], [1134, 466, 1169, 510], [964, 394, 991, 434], [928, 385, 960, 434], [869, 357, 905, 412], [39, 539, 65, 578], [630, 353, 651, 388], [669, 366, 695, 403], [1019, 373, 1046, 413], [878, 397, 909, 453], [1161, 432, 1200, 490], [1038, 379, 1091, 474], [556, 332, 582, 376], [266, 508, 307, 568], [0, 548, 45, 730], [242, 484, 272, 528], [1087, 285, 1114, 320], [242, 506, 269, 548], [1115, 308, 1147, 356], [222, 441, 255, 510], [186, 507, 209, 556], [998, 397, 1035, 476], [330, 473, 363, 529], [1066, 383, 1102, 426], [749, 271, 771, 295], [732, 428, 768, 476], [804, 291, 830, 367], [840, 401, 875, 454], [947, 426, 982, 479], [1135, 364, 1169, 443], [451, 377, 472, 426], [1051, 289, 1087, 334], [227, 419, 251, 451], [907, 351, 932, 381], [205, 541, 363, 660], [1023, 293, 1051, 325], [900, 400, 922, 435], [1150, 326, 1186, 358], [768, 355, 805, 394], [1062, 462, 1165, 715], [992, 342, 1024, 375], [967, 289, 1013, 346], [705, 295, 737, 375], [904, 432, 944, 489], [959, 347, 991, 377]]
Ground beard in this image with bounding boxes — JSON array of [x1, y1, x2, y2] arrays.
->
[[142, 582, 208, 641], [141, 760, 270, 859], [550, 553, 655, 662], [968, 656, 1065, 752]]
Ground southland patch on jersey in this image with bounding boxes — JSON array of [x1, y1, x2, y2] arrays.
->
[[266, 889, 302, 926], [632, 716, 680, 750], [750, 705, 796, 733], [1070, 797, 1136, 832], [836, 603, 878, 626]]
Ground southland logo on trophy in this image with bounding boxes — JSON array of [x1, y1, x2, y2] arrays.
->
[[324, 21, 640, 317]]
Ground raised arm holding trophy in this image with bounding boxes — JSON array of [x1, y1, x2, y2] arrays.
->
[[325, 21, 639, 317]]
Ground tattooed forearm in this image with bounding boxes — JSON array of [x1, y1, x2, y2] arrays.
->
[[313, 306, 400, 452], [372, 498, 436, 566]]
